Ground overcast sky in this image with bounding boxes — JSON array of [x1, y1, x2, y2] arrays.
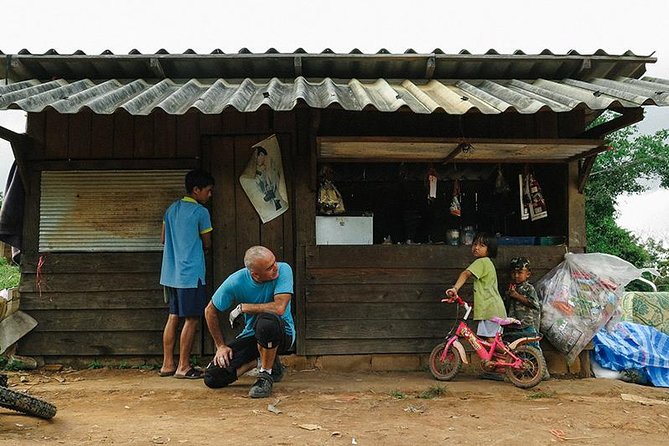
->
[[1, 0, 668, 242]]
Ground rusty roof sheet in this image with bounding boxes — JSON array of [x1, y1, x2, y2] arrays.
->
[[0, 50, 666, 115]]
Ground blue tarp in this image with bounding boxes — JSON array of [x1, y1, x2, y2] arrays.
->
[[592, 321, 669, 387]]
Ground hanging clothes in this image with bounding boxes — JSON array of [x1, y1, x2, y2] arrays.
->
[[450, 179, 461, 217]]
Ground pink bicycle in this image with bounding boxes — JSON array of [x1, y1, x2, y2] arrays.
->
[[429, 292, 546, 389]]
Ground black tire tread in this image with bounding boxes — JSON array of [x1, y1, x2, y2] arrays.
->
[[0, 387, 57, 419]]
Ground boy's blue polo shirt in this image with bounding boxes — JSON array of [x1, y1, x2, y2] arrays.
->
[[211, 262, 295, 343], [160, 196, 213, 289]]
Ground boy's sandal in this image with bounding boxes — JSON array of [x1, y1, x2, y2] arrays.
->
[[158, 369, 176, 377], [174, 368, 204, 379]]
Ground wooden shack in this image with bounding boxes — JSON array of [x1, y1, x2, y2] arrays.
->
[[1, 49, 668, 362]]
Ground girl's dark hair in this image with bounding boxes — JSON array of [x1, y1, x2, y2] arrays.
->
[[473, 232, 498, 258], [185, 169, 215, 193]]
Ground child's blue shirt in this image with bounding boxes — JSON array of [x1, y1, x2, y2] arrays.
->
[[160, 197, 212, 288]]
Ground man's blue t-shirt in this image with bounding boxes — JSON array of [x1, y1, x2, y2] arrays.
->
[[211, 262, 295, 344], [160, 197, 213, 288]]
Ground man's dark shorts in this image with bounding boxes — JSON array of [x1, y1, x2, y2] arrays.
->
[[204, 313, 294, 388], [165, 280, 208, 317]]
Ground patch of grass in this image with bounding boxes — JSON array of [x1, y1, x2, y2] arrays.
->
[[117, 360, 130, 369], [189, 355, 201, 367], [0, 356, 23, 371], [390, 390, 407, 399], [527, 390, 557, 399], [132, 362, 158, 371], [0, 257, 20, 290], [417, 385, 447, 399], [88, 359, 104, 369]]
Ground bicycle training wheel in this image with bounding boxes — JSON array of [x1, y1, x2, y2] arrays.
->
[[505, 345, 545, 389], [429, 342, 462, 381], [0, 386, 57, 419]]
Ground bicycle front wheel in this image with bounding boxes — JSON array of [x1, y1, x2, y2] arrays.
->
[[0, 386, 57, 419], [429, 342, 462, 381]]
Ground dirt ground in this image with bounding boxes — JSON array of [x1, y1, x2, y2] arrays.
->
[[1, 366, 669, 445]]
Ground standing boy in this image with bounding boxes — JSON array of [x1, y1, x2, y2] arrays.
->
[[504, 256, 550, 380], [159, 169, 214, 379]]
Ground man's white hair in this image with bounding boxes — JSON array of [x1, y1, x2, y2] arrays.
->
[[244, 246, 272, 270]]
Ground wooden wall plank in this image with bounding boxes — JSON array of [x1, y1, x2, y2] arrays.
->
[[20, 273, 160, 293], [306, 302, 456, 320], [304, 338, 439, 355], [233, 135, 263, 261], [21, 252, 161, 274], [305, 245, 566, 269], [305, 284, 458, 303], [293, 108, 314, 355], [113, 112, 134, 158], [18, 332, 167, 356], [68, 111, 92, 158], [26, 112, 46, 153], [90, 114, 115, 158], [134, 115, 155, 158], [208, 136, 239, 284], [19, 291, 164, 310], [176, 112, 200, 158], [27, 309, 167, 332], [199, 114, 222, 134], [153, 111, 177, 158], [306, 319, 444, 339], [44, 109, 69, 159]]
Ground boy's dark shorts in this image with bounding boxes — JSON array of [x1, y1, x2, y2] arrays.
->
[[165, 280, 208, 317]]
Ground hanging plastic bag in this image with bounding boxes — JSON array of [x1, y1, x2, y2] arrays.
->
[[318, 179, 345, 215], [426, 166, 438, 202], [536, 253, 655, 364], [449, 179, 461, 217], [494, 165, 510, 195]]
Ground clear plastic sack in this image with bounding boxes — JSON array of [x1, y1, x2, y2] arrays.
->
[[318, 179, 346, 215], [536, 253, 653, 364]]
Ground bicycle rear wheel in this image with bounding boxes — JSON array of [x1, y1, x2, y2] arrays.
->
[[505, 345, 545, 389], [429, 342, 461, 381], [0, 387, 57, 419]]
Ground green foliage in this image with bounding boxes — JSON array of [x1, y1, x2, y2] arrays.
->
[[585, 115, 669, 281], [117, 360, 130, 369], [88, 359, 104, 369], [527, 390, 557, 399], [390, 389, 407, 399], [0, 257, 19, 289], [417, 385, 447, 399]]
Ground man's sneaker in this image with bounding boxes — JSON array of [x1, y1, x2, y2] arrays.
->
[[249, 371, 273, 398], [271, 357, 284, 383]]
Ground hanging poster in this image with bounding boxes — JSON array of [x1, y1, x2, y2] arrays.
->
[[239, 134, 289, 223]]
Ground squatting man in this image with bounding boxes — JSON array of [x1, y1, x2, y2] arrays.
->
[[203, 246, 295, 398]]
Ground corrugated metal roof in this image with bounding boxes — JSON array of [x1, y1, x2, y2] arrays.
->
[[0, 49, 655, 81], [2, 76, 668, 115], [1, 50, 667, 115]]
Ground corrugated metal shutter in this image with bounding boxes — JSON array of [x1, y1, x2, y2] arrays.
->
[[40, 170, 189, 252]]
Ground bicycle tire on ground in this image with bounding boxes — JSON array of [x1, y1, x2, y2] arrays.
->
[[505, 345, 545, 389], [429, 342, 462, 381], [0, 387, 57, 419]]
